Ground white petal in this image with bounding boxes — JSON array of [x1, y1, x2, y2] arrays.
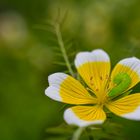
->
[[64, 107, 105, 127], [45, 86, 62, 101], [45, 72, 68, 102], [45, 72, 97, 104], [119, 57, 140, 78], [122, 106, 140, 120], [48, 72, 68, 86], [75, 49, 110, 68]]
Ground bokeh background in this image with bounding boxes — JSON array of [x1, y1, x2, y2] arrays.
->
[[0, 0, 140, 140]]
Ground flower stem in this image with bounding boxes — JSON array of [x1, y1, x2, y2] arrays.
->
[[55, 23, 75, 77], [72, 127, 85, 140]]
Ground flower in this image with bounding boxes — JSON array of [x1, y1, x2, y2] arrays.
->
[[45, 49, 140, 127]]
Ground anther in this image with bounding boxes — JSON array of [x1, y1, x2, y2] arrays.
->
[[100, 76, 103, 80], [90, 76, 94, 86], [91, 83, 94, 86], [90, 76, 93, 81], [96, 88, 99, 92], [106, 75, 109, 79]]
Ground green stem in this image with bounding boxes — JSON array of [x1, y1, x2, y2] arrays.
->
[[55, 23, 75, 77], [85, 128, 94, 140], [72, 127, 85, 140]]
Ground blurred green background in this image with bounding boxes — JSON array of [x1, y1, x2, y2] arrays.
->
[[0, 0, 140, 140]]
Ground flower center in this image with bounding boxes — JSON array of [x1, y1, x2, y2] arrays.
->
[[97, 94, 108, 108]]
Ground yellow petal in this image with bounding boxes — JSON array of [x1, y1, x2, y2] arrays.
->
[[45, 73, 97, 104], [110, 57, 140, 90], [106, 93, 140, 120], [75, 49, 111, 99], [64, 105, 106, 127]]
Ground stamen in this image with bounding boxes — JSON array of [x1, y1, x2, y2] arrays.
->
[[90, 76, 94, 86], [106, 74, 109, 79], [91, 83, 94, 86], [96, 88, 99, 92], [100, 76, 103, 80], [90, 76, 93, 81]]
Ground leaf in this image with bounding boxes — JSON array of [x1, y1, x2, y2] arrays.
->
[[45, 137, 69, 140], [82, 119, 125, 140], [34, 24, 55, 33], [46, 123, 75, 136], [68, 51, 77, 57], [53, 61, 66, 66]]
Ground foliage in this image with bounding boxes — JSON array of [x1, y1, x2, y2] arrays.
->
[[0, 0, 140, 140]]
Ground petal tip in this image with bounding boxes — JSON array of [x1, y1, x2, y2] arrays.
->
[[64, 108, 105, 127], [48, 72, 68, 85], [75, 49, 110, 68], [122, 105, 140, 120], [118, 57, 140, 79], [45, 86, 62, 101]]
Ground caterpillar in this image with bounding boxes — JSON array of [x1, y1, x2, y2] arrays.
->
[[108, 72, 131, 98]]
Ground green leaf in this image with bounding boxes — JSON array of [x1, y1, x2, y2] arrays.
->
[[46, 123, 75, 136], [53, 61, 66, 66]]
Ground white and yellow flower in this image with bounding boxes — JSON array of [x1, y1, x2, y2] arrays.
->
[[45, 49, 140, 127]]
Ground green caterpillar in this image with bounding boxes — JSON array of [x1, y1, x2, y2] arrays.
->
[[108, 72, 131, 98]]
